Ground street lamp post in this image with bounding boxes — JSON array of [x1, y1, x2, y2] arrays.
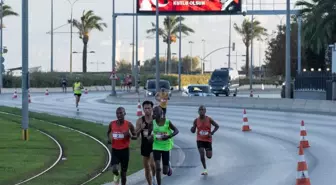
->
[[285, 0, 291, 98], [250, 0, 254, 90], [201, 39, 205, 74], [188, 41, 194, 73], [67, 0, 80, 73], [0, 0, 4, 93], [111, 0, 117, 96], [178, 15, 182, 91], [155, 0, 160, 93], [50, 0, 54, 72], [228, 15, 232, 68]]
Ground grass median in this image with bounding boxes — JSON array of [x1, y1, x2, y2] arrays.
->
[[0, 106, 143, 185], [0, 118, 59, 185]]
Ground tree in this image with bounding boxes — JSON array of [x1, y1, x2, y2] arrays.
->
[[146, 16, 194, 74], [116, 59, 132, 74], [295, 0, 336, 53], [2, 4, 19, 18], [71, 10, 107, 73], [233, 18, 267, 76], [264, 20, 327, 77]]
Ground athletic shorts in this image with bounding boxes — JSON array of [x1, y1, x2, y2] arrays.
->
[[153, 150, 170, 166], [111, 148, 130, 172], [74, 93, 81, 97], [141, 142, 153, 157], [197, 141, 212, 151]]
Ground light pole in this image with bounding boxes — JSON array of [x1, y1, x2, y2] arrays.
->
[[155, 0, 160, 93], [131, 0, 135, 76], [201, 39, 205, 74], [90, 61, 105, 72], [178, 15, 182, 91], [50, 0, 54, 72], [67, 0, 81, 73], [0, 0, 4, 93], [228, 15, 232, 68], [250, 0, 254, 90], [285, 0, 291, 98], [111, 0, 117, 96], [188, 41, 194, 73], [22, 0, 29, 140]]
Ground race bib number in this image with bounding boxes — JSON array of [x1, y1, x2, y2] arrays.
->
[[199, 130, 209, 136], [156, 132, 167, 140], [143, 129, 149, 136], [112, 133, 124, 139]]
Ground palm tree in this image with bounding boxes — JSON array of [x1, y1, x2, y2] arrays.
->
[[2, 4, 19, 18], [71, 10, 107, 73], [295, 0, 336, 53], [146, 16, 194, 74], [234, 18, 267, 76]]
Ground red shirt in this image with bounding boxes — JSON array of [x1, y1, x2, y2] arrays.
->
[[196, 116, 212, 142], [110, 120, 131, 149]]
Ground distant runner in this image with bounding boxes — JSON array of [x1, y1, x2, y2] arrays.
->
[[155, 88, 169, 118], [107, 107, 137, 185], [135, 100, 157, 185], [148, 106, 179, 185], [73, 77, 83, 111], [190, 105, 219, 175]]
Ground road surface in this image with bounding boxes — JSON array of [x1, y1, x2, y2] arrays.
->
[[1, 92, 335, 185]]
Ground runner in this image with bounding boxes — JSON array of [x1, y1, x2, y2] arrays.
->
[[155, 88, 169, 118], [190, 105, 219, 175], [148, 106, 179, 185], [107, 107, 137, 185], [135, 100, 156, 185], [73, 77, 83, 111]]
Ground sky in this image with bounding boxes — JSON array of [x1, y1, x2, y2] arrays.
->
[[4, 0, 300, 72]]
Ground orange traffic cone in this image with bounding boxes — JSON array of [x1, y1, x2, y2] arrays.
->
[[242, 109, 251, 131], [12, 89, 18, 99], [84, 88, 88, 94], [299, 120, 310, 148], [45, 88, 49, 95], [136, 100, 142, 117], [296, 145, 311, 185]]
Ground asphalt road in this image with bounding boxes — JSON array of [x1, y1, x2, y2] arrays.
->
[[1, 92, 335, 185]]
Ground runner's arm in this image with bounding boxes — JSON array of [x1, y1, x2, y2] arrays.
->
[[209, 118, 219, 135], [134, 118, 142, 138], [107, 123, 112, 143], [190, 119, 197, 133], [147, 122, 153, 141], [128, 122, 137, 140], [168, 121, 179, 138]]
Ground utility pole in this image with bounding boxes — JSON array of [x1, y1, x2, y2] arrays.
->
[[67, 0, 80, 72], [228, 15, 232, 68], [111, 0, 117, 96], [178, 15, 182, 91], [285, 0, 291, 98], [155, 0, 160, 93], [50, 0, 54, 72], [0, 0, 4, 93], [202, 39, 205, 74], [189, 41, 194, 73], [250, 0, 254, 90]]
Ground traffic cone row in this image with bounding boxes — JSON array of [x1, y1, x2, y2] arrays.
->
[[136, 100, 142, 117], [242, 110, 311, 184], [299, 120, 310, 148], [12, 89, 18, 99], [242, 109, 251, 131]]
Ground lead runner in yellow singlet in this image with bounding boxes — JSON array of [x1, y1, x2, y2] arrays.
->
[[73, 77, 84, 111]]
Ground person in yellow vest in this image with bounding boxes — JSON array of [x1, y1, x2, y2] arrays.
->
[[73, 77, 84, 111], [155, 88, 169, 118]]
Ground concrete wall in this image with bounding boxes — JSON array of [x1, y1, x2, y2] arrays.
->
[[294, 90, 326, 100]]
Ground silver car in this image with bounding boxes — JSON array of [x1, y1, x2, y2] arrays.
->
[[182, 84, 216, 97]]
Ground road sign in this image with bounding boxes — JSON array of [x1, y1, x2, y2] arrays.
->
[[109, 70, 118, 80]]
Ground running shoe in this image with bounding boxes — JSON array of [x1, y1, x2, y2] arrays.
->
[[113, 174, 120, 185], [201, 169, 208, 175], [167, 161, 172, 176]]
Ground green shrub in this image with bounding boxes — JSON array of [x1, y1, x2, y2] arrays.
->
[[2, 72, 279, 88]]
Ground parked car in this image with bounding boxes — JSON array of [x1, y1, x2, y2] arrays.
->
[[281, 81, 294, 98], [208, 68, 239, 96], [182, 84, 215, 97], [144, 79, 173, 97]]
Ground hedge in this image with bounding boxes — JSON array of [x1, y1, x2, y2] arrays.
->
[[2, 72, 279, 88]]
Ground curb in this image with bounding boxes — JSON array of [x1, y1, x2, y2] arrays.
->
[[0, 111, 64, 185], [0, 111, 111, 185]]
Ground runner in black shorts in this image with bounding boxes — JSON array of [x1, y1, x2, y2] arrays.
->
[[107, 107, 137, 185], [135, 100, 157, 185]]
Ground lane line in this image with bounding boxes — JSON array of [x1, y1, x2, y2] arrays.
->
[[0, 111, 111, 185]]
